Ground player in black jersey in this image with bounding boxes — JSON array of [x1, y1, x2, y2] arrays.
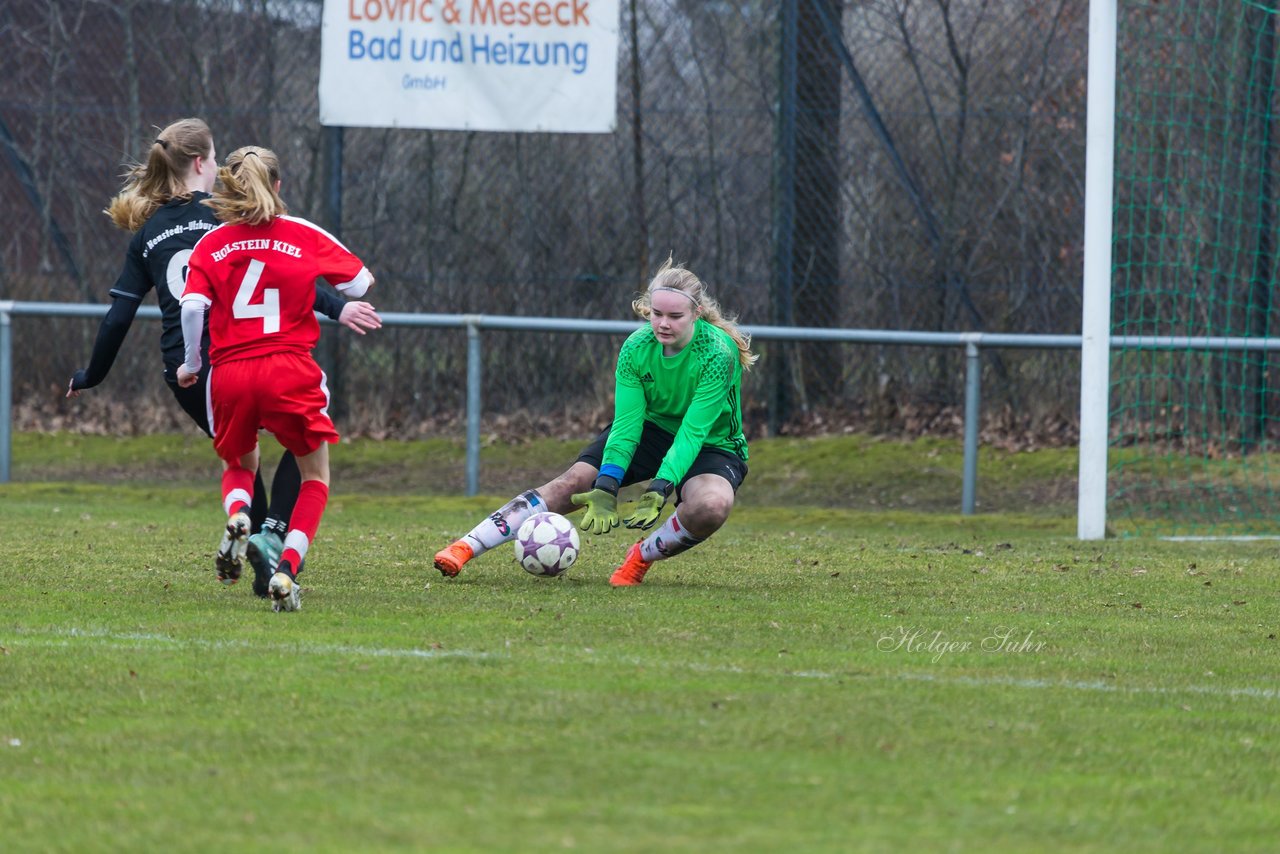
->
[[66, 118, 381, 593]]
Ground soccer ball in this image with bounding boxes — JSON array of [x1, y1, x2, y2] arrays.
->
[[514, 512, 580, 577]]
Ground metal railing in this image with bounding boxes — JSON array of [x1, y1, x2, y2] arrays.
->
[[1, 300, 1100, 511]]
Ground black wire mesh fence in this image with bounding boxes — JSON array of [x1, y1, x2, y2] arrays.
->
[[1, 0, 1089, 438]]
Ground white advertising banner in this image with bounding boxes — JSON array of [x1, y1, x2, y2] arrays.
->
[[319, 0, 619, 133]]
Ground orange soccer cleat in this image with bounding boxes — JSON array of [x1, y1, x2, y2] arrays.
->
[[433, 540, 475, 578], [609, 542, 653, 587]]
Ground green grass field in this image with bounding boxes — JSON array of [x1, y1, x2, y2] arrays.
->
[[2, 434, 1278, 852]]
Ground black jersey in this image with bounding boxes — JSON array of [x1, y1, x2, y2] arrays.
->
[[112, 193, 220, 361]]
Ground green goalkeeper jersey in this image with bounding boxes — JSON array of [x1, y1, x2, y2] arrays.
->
[[603, 319, 748, 485]]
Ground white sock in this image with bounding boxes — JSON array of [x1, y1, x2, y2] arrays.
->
[[639, 510, 704, 563], [283, 530, 311, 563], [462, 490, 546, 555]]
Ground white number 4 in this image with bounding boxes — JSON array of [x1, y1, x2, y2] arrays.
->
[[232, 259, 280, 334]]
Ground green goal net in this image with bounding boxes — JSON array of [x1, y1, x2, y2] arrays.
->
[[1109, 1, 1280, 535]]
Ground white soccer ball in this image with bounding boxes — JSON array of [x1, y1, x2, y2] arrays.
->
[[514, 512, 581, 577]]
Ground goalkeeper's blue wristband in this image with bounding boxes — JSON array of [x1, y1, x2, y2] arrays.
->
[[599, 463, 625, 483]]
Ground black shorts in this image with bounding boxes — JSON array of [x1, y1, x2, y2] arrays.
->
[[576, 420, 748, 502], [163, 356, 213, 438]]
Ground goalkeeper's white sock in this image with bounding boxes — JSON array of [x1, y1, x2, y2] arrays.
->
[[462, 489, 546, 555], [639, 510, 703, 562]]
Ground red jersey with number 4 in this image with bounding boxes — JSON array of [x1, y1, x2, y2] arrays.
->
[[184, 215, 370, 365]]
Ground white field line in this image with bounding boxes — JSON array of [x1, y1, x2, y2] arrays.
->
[[4, 626, 492, 661], [4, 627, 1277, 702], [893, 670, 1280, 701], [1160, 535, 1280, 542], [636, 658, 1280, 701]]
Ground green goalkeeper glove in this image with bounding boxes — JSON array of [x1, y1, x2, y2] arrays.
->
[[624, 479, 674, 530], [571, 475, 621, 535]]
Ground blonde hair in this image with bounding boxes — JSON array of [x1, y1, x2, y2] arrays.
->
[[104, 118, 213, 232], [204, 146, 287, 226], [632, 256, 758, 370]]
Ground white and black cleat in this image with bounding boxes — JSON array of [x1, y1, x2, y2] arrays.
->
[[268, 565, 301, 613], [215, 512, 251, 584]]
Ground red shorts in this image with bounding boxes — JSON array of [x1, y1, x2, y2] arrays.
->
[[207, 351, 340, 461]]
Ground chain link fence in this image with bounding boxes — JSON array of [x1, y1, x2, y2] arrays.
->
[[1, 0, 1088, 440]]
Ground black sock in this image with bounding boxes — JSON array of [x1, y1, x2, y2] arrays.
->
[[249, 467, 269, 534], [263, 452, 302, 536]]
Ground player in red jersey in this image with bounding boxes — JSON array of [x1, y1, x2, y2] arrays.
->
[[176, 145, 376, 612]]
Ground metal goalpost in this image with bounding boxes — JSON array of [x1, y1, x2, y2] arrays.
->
[[1077, 0, 1116, 541]]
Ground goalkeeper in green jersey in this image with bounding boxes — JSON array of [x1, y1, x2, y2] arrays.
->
[[433, 256, 757, 586]]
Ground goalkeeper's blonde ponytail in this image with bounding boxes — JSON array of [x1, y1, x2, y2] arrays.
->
[[632, 255, 758, 371]]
